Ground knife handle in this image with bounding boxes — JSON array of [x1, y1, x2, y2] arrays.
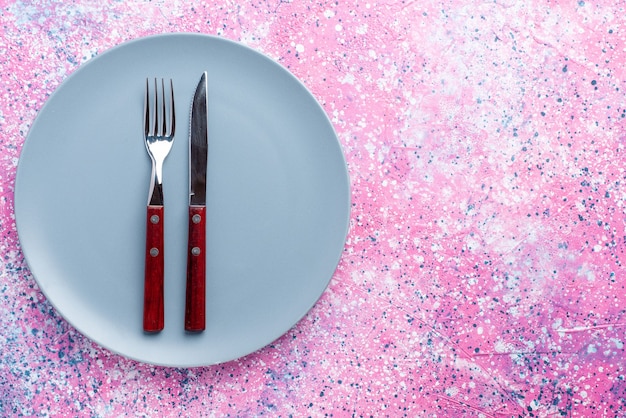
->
[[185, 205, 206, 332], [144, 205, 165, 332]]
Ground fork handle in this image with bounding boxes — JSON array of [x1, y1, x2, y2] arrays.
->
[[144, 205, 165, 332], [185, 205, 206, 332]]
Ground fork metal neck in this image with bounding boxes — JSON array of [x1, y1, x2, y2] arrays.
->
[[148, 177, 164, 206]]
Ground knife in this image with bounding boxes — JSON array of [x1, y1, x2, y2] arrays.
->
[[185, 72, 208, 332]]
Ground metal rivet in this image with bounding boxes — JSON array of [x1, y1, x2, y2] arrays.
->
[[192, 214, 201, 224], [150, 248, 159, 257], [191, 247, 201, 256], [150, 215, 160, 224]]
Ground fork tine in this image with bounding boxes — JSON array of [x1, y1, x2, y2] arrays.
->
[[169, 79, 175, 136], [161, 79, 167, 137], [144, 78, 150, 136], [153, 78, 159, 137]]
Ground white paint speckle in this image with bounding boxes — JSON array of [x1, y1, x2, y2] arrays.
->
[[494, 339, 509, 353], [340, 73, 355, 85], [444, 386, 459, 396]]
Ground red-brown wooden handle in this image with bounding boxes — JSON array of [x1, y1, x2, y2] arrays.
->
[[144, 205, 164, 332], [185, 205, 206, 332]]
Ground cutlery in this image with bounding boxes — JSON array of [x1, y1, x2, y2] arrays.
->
[[143, 78, 176, 332], [185, 72, 208, 332]]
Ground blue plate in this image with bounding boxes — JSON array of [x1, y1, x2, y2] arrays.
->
[[15, 34, 350, 367]]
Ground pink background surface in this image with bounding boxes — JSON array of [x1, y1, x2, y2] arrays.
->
[[1, 0, 625, 416]]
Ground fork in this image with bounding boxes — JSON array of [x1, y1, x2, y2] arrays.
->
[[143, 78, 175, 332]]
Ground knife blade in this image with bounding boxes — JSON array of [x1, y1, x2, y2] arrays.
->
[[185, 71, 208, 332]]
